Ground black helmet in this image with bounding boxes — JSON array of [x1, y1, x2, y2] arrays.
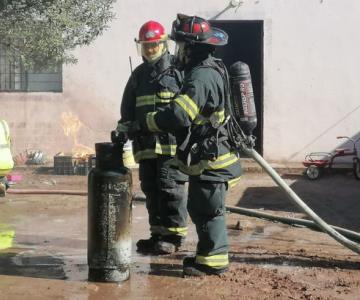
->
[[171, 14, 228, 46]]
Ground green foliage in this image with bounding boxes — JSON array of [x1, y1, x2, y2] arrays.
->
[[0, 0, 116, 67]]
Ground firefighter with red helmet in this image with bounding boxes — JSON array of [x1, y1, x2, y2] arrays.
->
[[117, 21, 188, 254], [140, 15, 242, 276]]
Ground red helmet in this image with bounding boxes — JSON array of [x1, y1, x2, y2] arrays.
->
[[137, 21, 167, 43], [171, 14, 228, 46], [135, 21, 168, 62]]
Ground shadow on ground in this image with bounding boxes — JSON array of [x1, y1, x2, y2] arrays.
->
[[235, 172, 360, 231]]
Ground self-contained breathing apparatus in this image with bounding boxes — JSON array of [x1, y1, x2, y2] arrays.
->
[[190, 59, 258, 162]]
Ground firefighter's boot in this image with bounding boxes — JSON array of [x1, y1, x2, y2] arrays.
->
[[136, 235, 161, 253], [182, 256, 228, 277], [154, 235, 184, 254]]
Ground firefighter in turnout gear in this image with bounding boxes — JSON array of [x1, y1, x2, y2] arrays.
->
[[141, 15, 242, 276], [117, 21, 188, 254], [0, 120, 14, 197]]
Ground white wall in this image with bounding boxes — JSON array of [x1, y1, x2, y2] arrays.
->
[[1, 0, 360, 162]]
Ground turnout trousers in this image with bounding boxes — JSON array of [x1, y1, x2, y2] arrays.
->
[[139, 156, 188, 238], [187, 178, 229, 269]]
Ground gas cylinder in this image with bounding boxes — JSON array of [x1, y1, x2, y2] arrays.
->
[[229, 61, 257, 136], [88, 142, 132, 282]]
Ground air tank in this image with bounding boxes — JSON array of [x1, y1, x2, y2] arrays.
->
[[88, 142, 132, 282], [229, 61, 257, 135]]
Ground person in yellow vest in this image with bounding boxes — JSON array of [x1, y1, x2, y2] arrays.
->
[[0, 120, 14, 197]]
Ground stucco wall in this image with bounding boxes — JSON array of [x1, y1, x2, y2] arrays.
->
[[1, 0, 360, 162]]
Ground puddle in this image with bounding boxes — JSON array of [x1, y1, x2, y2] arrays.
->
[[0, 250, 66, 279]]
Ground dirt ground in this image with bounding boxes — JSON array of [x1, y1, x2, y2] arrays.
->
[[0, 164, 359, 300]]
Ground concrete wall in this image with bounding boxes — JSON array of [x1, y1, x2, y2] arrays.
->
[[1, 0, 360, 162]]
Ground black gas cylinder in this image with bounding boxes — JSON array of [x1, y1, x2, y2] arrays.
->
[[87, 142, 132, 282]]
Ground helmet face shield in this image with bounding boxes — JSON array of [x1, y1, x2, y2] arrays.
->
[[173, 41, 188, 69], [136, 40, 167, 62]]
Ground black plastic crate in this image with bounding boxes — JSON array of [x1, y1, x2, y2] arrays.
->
[[54, 155, 95, 176], [54, 155, 76, 175]]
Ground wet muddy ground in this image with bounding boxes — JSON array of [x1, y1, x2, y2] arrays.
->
[[0, 165, 359, 299]]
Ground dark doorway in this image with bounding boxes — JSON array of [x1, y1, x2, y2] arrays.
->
[[210, 20, 264, 155]]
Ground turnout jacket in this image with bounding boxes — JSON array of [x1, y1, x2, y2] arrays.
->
[[120, 52, 182, 163], [145, 56, 242, 185]]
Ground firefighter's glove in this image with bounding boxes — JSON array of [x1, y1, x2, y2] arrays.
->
[[127, 120, 143, 139], [244, 135, 256, 149]]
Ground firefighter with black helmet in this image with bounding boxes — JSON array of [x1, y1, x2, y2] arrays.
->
[[140, 14, 242, 276], [116, 20, 188, 254]]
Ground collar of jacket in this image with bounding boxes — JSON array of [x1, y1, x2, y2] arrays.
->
[[145, 52, 172, 79], [184, 54, 213, 74]]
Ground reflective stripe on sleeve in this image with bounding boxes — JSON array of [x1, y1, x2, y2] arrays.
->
[[136, 93, 175, 107], [174, 94, 199, 121], [146, 112, 162, 132], [195, 253, 229, 268]]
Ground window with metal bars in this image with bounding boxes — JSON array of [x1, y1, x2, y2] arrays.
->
[[0, 43, 62, 92]]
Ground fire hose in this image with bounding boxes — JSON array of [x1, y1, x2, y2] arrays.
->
[[226, 206, 360, 243], [7, 189, 87, 196]]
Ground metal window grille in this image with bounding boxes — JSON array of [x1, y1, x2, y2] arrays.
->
[[0, 43, 62, 92]]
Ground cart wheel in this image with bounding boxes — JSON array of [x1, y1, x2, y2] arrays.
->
[[306, 165, 321, 180], [353, 159, 360, 180]]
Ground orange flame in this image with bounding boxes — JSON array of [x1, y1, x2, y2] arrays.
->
[[60, 112, 94, 159]]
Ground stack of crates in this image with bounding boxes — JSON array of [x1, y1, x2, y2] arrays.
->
[[54, 155, 76, 175], [54, 155, 96, 176]]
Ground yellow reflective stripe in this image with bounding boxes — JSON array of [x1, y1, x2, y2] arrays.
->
[[208, 152, 239, 170], [193, 109, 225, 125], [174, 94, 199, 120], [146, 112, 162, 132], [155, 143, 177, 156], [136, 95, 154, 107], [176, 158, 209, 176], [136, 92, 175, 107], [228, 176, 242, 188], [163, 226, 188, 237], [195, 254, 229, 267], [157, 91, 175, 99], [193, 114, 207, 125], [134, 149, 157, 162], [0, 230, 15, 250], [150, 226, 188, 237], [213, 109, 225, 123]]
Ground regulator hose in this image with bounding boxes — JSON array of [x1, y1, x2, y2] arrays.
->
[[244, 147, 360, 255], [226, 205, 360, 243]]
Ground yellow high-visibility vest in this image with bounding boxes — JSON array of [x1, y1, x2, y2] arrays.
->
[[0, 120, 14, 176]]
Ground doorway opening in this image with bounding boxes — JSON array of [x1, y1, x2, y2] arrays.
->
[[210, 20, 264, 155]]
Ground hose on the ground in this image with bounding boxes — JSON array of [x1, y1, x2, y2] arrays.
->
[[7, 189, 87, 196], [226, 205, 360, 243], [244, 147, 360, 255]]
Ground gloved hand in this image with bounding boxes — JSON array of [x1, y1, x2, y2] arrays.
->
[[111, 130, 128, 144], [115, 120, 143, 141], [244, 135, 256, 148]]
